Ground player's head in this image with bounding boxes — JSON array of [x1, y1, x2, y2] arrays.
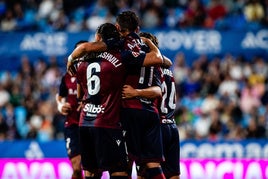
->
[[115, 10, 140, 35], [95, 22, 120, 42], [74, 40, 88, 49], [139, 32, 171, 68], [68, 40, 88, 75], [139, 32, 159, 48]]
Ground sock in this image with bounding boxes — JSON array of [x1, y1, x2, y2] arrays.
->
[[146, 167, 166, 179]]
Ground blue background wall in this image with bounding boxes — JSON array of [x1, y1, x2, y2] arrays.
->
[[1, 29, 268, 71]]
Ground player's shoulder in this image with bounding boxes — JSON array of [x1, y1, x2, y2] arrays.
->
[[124, 32, 140, 43], [63, 72, 70, 80]]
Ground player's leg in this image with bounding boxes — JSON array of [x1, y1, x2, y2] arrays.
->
[[142, 111, 166, 179], [70, 155, 83, 179], [161, 124, 180, 179], [95, 128, 128, 178], [121, 108, 143, 178], [136, 162, 165, 179], [64, 125, 83, 179], [79, 126, 102, 179]]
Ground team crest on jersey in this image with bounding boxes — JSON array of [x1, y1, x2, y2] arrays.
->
[[131, 51, 140, 57], [71, 77, 76, 83]]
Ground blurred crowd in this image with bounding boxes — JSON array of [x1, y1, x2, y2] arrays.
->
[[173, 53, 268, 140], [0, 0, 268, 32], [0, 55, 64, 141], [0, 0, 268, 142]]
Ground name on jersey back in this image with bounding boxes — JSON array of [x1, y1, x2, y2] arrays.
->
[[98, 52, 122, 68]]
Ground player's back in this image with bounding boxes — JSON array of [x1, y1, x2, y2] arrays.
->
[[122, 32, 160, 113], [76, 50, 126, 129], [159, 67, 176, 122]]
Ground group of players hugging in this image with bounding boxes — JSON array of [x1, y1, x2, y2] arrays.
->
[[55, 10, 180, 179]]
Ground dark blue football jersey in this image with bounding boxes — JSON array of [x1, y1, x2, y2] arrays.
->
[[159, 68, 177, 123], [121, 32, 161, 113]]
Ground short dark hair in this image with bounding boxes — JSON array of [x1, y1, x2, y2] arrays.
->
[[116, 10, 140, 32], [139, 32, 159, 47], [96, 23, 120, 41], [74, 40, 88, 49]]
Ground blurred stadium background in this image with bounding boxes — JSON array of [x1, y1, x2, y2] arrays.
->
[[0, 0, 268, 178]]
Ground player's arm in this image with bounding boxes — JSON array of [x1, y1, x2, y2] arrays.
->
[[56, 76, 72, 115], [140, 37, 163, 67], [69, 41, 107, 60], [67, 42, 107, 72], [162, 55, 173, 68], [140, 37, 172, 67], [122, 85, 161, 99]]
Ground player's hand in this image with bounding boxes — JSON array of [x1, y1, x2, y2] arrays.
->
[[67, 61, 76, 76], [60, 102, 72, 115], [140, 37, 152, 46], [122, 85, 138, 99], [67, 55, 78, 76]]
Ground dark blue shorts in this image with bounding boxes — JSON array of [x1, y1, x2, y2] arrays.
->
[[79, 126, 128, 173], [121, 108, 164, 165], [161, 123, 180, 177], [64, 125, 80, 159]]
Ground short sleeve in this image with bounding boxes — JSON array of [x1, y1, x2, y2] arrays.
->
[[59, 75, 68, 97]]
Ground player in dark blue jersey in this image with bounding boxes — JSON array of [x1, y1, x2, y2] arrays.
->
[[56, 40, 88, 179], [158, 66, 180, 179], [116, 11, 167, 179], [123, 32, 180, 179]]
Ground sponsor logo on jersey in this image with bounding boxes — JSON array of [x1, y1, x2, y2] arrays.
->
[[83, 104, 104, 116], [139, 98, 152, 104], [68, 88, 77, 95], [161, 118, 175, 124]]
